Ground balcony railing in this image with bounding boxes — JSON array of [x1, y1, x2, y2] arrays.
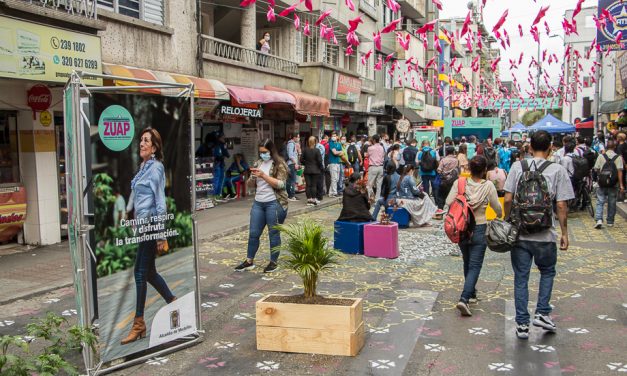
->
[[201, 35, 299, 75], [361, 77, 376, 92]]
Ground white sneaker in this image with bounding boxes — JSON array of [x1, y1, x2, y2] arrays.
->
[[607, 223, 614, 227], [594, 220, 603, 229]]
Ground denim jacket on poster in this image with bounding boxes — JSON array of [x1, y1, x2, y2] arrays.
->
[[127, 160, 167, 221]]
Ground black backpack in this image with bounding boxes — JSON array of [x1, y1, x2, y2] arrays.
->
[[420, 149, 438, 172], [512, 160, 553, 235], [571, 155, 590, 180], [347, 144, 358, 164], [484, 147, 497, 165], [582, 148, 597, 171], [403, 146, 418, 167], [598, 154, 619, 188], [510, 148, 520, 167]]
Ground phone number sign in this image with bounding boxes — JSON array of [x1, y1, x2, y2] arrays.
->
[[0, 16, 102, 85]]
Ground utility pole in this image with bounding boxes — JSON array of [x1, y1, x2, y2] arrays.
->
[[593, 51, 602, 133]]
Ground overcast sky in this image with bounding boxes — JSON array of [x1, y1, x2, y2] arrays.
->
[[441, 0, 598, 95]]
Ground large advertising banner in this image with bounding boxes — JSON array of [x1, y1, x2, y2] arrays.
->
[[88, 93, 196, 363], [597, 0, 627, 51]]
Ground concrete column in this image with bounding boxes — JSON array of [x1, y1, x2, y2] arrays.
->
[[241, 4, 256, 49]]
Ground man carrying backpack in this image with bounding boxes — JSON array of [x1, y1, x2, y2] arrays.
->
[[416, 140, 440, 197], [346, 135, 362, 173], [503, 131, 574, 340], [593, 140, 624, 229], [403, 139, 419, 167]]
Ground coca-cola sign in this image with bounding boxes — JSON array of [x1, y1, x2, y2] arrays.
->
[[27, 84, 52, 112]]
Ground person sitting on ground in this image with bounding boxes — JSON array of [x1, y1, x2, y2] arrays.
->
[[448, 156, 502, 317], [396, 165, 437, 227], [371, 163, 400, 221], [337, 172, 372, 223]]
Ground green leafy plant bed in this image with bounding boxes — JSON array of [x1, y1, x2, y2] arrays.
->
[[255, 220, 365, 356], [0, 313, 96, 376]]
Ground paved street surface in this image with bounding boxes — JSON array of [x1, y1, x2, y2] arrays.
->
[[0, 204, 625, 375]]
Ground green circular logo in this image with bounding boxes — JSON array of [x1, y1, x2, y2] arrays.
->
[[98, 105, 135, 151]]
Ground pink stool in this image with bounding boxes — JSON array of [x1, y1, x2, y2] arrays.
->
[[363, 222, 399, 259]]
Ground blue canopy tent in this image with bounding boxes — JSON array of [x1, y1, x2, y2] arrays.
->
[[528, 114, 575, 134], [501, 122, 526, 137]]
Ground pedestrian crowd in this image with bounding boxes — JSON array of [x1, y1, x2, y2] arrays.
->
[[229, 127, 626, 342]]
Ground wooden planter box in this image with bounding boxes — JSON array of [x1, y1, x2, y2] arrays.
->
[[255, 295, 364, 356]]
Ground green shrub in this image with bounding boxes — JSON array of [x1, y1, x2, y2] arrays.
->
[[0, 313, 97, 376]]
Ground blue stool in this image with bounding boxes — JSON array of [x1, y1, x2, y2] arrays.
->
[[386, 207, 410, 228], [334, 221, 371, 254]]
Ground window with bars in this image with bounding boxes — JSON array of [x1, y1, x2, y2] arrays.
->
[[97, 0, 164, 25], [382, 3, 396, 27], [323, 43, 339, 66], [300, 33, 319, 63], [385, 62, 393, 89]]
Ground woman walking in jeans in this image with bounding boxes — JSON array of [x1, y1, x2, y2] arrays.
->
[[121, 128, 176, 345], [446, 155, 502, 316], [235, 139, 288, 273]]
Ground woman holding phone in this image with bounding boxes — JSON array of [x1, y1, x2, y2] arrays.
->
[[235, 139, 289, 273]]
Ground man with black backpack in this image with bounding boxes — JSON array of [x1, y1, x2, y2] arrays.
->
[[416, 140, 440, 197], [504, 131, 574, 340], [403, 139, 419, 167], [593, 140, 625, 229]]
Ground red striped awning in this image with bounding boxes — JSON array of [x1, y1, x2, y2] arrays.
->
[[102, 63, 229, 100], [226, 85, 295, 105], [265, 85, 330, 117]]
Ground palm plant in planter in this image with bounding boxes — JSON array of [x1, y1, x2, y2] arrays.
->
[[275, 220, 338, 301], [255, 220, 365, 356]]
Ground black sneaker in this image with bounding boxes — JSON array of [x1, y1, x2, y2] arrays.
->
[[263, 261, 279, 273], [516, 324, 530, 339], [456, 300, 472, 316], [234, 260, 255, 272], [532, 313, 557, 332]]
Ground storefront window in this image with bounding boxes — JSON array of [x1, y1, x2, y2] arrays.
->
[[0, 112, 19, 184]]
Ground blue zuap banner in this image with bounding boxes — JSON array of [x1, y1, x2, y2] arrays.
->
[[597, 0, 627, 51]]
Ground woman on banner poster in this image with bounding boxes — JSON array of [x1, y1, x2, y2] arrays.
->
[[121, 128, 177, 345]]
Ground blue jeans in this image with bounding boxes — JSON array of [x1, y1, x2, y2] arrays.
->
[[372, 196, 395, 221], [421, 174, 437, 197], [510, 241, 557, 325], [213, 165, 225, 196], [287, 164, 297, 198], [247, 200, 288, 262], [459, 224, 487, 303], [134, 239, 175, 317], [224, 175, 242, 195], [595, 186, 618, 224]]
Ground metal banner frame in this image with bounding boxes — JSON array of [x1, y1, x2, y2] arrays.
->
[[63, 70, 203, 375]]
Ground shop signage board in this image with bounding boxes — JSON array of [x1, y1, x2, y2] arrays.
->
[[0, 186, 27, 243], [618, 51, 627, 92], [0, 16, 102, 84], [88, 93, 198, 364], [220, 105, 263, 118], [446, 117, 501, 128], [407, 97, 425, 111], [597, 0, 627, 51], [333, 73, 362, 103]]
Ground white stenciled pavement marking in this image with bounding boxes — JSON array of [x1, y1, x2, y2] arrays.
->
[[256, 361, 280, 370], [424, 344, 447, 352], [488, 363, 514, 372], [504, 300, 561, 376], [146, 357, 169, 365], [469, 327, 490, 335], [370, 360, 396, 369], [606, 362, 627, 372], [61, 309, 77, 316], [201, 301, 218, 308], [567, 327, 589, 334], [0, 320, 15, 327], [597, 315, 617, 321]]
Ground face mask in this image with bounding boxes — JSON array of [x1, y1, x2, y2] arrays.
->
[[265, 35, 270, 41], [341, 140, 346, 144], [332, 137, 337, 142], [260, 152, 271, 161]]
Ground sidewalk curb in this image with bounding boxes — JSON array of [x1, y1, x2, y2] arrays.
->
[[1, 199, 342, 305], [198, 197, 341, 243]]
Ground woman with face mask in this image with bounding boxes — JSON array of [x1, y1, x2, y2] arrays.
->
[[235, 139, 288, 273], [257, 32, 271, 67]]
